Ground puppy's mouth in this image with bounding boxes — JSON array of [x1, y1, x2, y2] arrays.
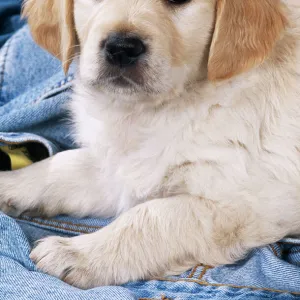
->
[[111, 75, 139, 88], [89, 65, 150, 94]]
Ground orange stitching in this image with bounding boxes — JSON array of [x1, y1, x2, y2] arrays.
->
[[270, 244, 280, 257], [276, 242, 284, 257], [198, 265, 213, 281], [198, 267, 208, 281], [152, 277, 300, 295], [17, 216, 102, 230], [188, 264, 202, 278], [139, 297, 171, 300]]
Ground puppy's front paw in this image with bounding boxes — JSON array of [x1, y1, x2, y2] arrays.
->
[[0, 173, 26, 217], [0, 199, 24, 217], [30, 236, 97, 289], [30, 229, 150, 288]]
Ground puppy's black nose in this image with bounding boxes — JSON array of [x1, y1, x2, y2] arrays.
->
[[104, 33, 146, 67]]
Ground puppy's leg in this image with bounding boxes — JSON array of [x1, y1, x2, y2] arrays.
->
[[0, 149, 114, 217], [30, 194, 292, 289]]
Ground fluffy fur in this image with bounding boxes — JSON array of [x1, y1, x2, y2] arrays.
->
[[0, 0, 300, 288]]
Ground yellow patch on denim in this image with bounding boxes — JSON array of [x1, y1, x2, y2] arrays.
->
[[0, 145, 33, 170]]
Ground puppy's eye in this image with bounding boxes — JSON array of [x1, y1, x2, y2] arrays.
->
[[168, 0, 191, 5]]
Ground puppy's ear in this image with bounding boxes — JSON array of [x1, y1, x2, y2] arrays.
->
[[23, 0, 76, 73], [208, 0, 288, 81]]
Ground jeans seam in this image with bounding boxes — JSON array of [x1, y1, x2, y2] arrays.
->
[[139, 297, 171, 300], [153, 277, 300, 295], [289, 249, 300, 254], [270, 244, 280, 257], [0, 38, 13, 101], [17, 219, 91, 234], [16, 216, 102, 233], [17, 216, 102, 229], [33, 76, 74, 104], [278, 241, 300, 246], [197, 265, 213, 281], [188, 264, 202, 278]]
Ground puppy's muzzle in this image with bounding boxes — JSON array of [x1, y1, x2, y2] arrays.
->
[[103, 33, 146, 68]]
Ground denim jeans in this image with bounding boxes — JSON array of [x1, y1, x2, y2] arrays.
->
[[1, 6, 300, 300], [0, 0, 24, 48]]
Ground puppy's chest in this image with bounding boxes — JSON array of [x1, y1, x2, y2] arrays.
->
[[96, 110, 254, 198]]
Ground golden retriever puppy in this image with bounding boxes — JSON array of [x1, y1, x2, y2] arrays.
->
[[0, 0, 300, 289]]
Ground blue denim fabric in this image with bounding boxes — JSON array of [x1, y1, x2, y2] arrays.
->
[[0, 212, 298, 300], [0, 25, 76, 153], [0, 0, 24, 48], [1, 8, 300, 300]]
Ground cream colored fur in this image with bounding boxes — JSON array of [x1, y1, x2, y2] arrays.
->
[[0, 0, 300, 288]]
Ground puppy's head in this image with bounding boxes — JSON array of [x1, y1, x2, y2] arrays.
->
[[23, 0, 287, 97]]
